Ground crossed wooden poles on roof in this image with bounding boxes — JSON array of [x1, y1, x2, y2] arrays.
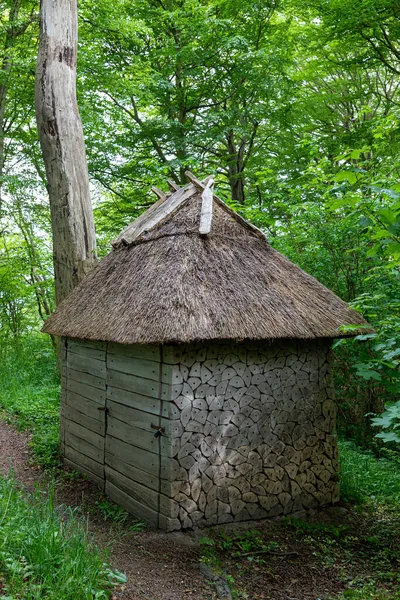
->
[[151, 171, 214, 236]]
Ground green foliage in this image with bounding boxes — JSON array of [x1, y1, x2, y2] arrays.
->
[[372, 403, 400, 444], [0, 474, 126, 599], [0, 335, 60, 468], [284, 516, 348, 538], [339, 440, 400, 507]]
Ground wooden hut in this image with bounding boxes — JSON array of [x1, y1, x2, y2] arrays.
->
[[42, 172, 371, 531]]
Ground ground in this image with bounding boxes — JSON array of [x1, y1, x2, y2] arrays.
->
[[0, 419, 399, 600]]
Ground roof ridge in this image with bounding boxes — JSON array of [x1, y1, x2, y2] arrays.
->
[[112, 173, 266, 250]]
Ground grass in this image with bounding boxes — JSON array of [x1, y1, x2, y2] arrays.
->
[[0, 336, 60, 468], [0, 473, 126, 599], [339, 439, 400, 507]]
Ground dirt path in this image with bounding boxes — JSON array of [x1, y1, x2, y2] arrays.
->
[[0, 420, 213, 600]]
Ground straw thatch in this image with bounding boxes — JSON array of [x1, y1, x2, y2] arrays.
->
[[42, 181, 371, 344]]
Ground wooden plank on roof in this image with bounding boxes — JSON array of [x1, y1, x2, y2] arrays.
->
[[107, 353, 160, 381], [199, 177, 214, 236], [185, 170, 266, 240], [107, 369, 159, 398], [67, 351, 106, 378], [167, 179, 180, 191], [108, 342, 160, 362], [67, 368, 106, 390], [107, 386, 161, 415], [151, 186, 167, 201], [111, 183, 197, 247]]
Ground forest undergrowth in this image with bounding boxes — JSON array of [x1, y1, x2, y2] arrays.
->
[[0, 337, 399, 598]]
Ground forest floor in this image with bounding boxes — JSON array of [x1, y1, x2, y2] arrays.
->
[[1, 418, 399, 600]]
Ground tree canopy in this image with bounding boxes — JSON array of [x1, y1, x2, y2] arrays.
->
[[0, 0, 399, 441]]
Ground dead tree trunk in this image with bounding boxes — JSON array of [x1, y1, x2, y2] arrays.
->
[[35, 0, 97, 305]]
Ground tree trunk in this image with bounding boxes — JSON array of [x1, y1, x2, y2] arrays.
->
[[35, 0, 97, 305], [226, 130, 245, 204]]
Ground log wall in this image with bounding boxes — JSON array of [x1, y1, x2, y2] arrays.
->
[[60, 337, 107, 488], [164, 339, 339, 529], [60, 338, 339, 531]]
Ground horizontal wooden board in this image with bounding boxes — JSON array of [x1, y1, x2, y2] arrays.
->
[[107, 415, 168, 456], [105, 435, 159, 477], [105, 452, 159, 492], [65, 391, 106, 420], [67, 368, 106, 391], [65, 420, 104, 449], [107, 401, 169, 435], [66, 430, 104, 462], [107, 369, 158, 398], [105, 466, 159, 511], [68, 339, 106, 362], [107, 354, 159, 381], [68, 338, 106, 351], [66, 379, 105, 403], [107, 386, 160, 415], [62, 404, 105, 436], [108, 342, 160, 362], [64, 457, 104, 489], [67, 352, 106, 378], [65, 445, 104, 478], [105, 481, 158, 526]]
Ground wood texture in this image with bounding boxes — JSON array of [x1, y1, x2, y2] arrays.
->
[[105, 481, 159, 525], [107, 400, 169, 435], [64, 457, 104, 489], [107, 369, 159, 398], [61, 404, 105, 435], [107, 385, 161, 415], [107, 415, 167, 455], [112, 184, 196, 248], [106, 435, 159, 477], [67, 351, 106, 378], [65, 445, 104, 478], [35, 0, 97, 304], [65, 390, 106, 419], [108, 342, 160, 362], [67, 368, 105, 391], [65, 420, 104, 452], [105, 467, 159, 511], [199, 178, 214, 236], [107, 353, 159, 381], [67, 339, 106, 361], [65, 430, 103, 462]]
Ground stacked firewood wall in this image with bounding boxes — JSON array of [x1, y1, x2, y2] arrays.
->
[[162, 340, 338, 530]]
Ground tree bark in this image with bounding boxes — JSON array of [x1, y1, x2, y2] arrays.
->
[[35, 0, 97, 305]]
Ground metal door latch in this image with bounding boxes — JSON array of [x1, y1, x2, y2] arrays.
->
[[151, 423, 166, 438]]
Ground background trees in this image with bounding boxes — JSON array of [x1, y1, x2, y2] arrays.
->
[[0, 0, 398, 443]]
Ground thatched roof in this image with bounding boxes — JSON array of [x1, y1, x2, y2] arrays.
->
[[42, 173, 371, 344]]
